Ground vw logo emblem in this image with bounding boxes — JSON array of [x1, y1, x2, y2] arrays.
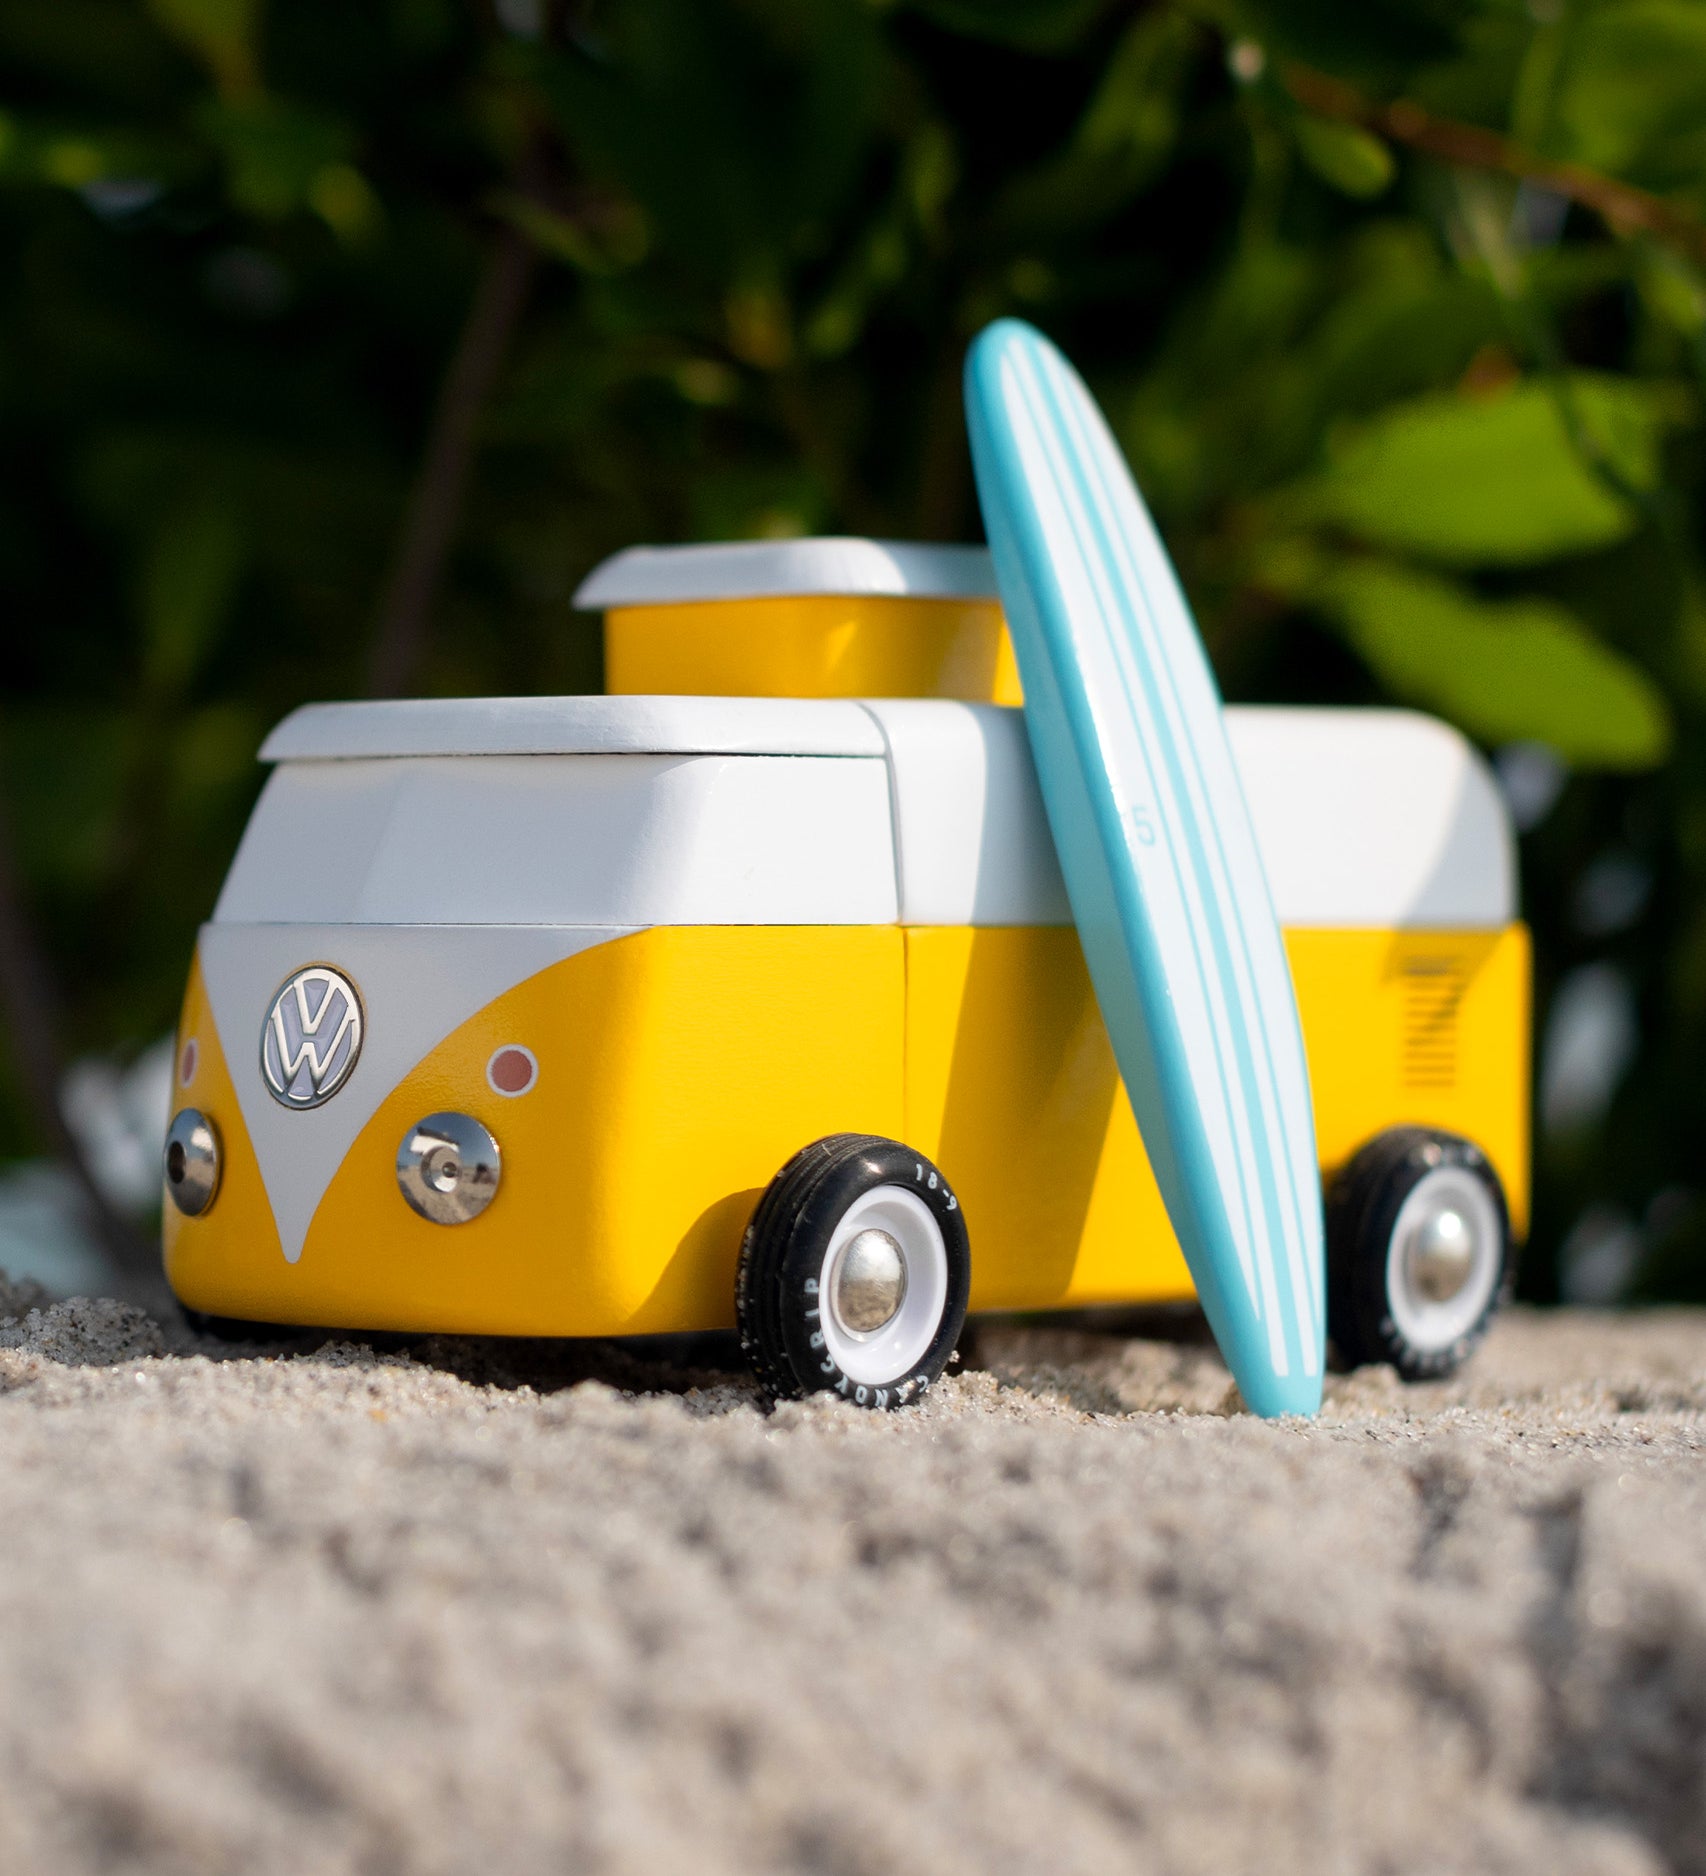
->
[[261, 966, 363, 1110]]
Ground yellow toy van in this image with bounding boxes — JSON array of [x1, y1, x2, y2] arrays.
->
[[163, 540, 1528, 1406]]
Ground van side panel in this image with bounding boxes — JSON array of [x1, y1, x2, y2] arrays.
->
[[1289, 924, 1530, 1237], [904, 927, 1193, 1310], [905, 922, 1530, 1313], [169, 918, 1525, 1334], [170, 926, 904, 1337]]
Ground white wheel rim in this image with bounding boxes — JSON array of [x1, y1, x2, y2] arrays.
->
[[815, 1185, 949, 1387], [1384, 1164, 1502, 1355]]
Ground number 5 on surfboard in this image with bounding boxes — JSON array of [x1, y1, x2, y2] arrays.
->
[[964, 318, 1325, 1418]]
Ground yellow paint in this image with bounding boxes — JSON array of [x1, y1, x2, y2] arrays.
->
[[1289, 924, 1531, 1237], [903, 926, 1190, 1310], [903, 923, 1530, 1313], [162, 951, 285, 1312], [165, 919, 1529, 1335], [606, 595, 1024, 704], [170, 926, 904, 1336]]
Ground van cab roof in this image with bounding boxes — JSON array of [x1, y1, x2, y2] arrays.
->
[[573, 538, 998, 609], [259, 694, 888, 762]]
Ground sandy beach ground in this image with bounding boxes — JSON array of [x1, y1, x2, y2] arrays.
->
[[0, 1287, 1701, 1876]]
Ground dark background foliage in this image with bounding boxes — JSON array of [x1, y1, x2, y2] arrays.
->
[[2, 0, 1703, 1299]]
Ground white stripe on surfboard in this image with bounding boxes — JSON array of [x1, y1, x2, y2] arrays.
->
[[999, 344, 1285, 1365], [1001, 345, 1283, 1360], [1055, 366, 1325, 1365], [1040, 341, 1322, 1373], [1038, 344, 1324, 1373], [1009, 343, 1292, 1376], [1024, 344, 1296, 1374], [1068, 394, 1325, 1361]]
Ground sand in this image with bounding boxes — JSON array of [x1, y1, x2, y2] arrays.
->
[[0, 1288, 1700, 1875]]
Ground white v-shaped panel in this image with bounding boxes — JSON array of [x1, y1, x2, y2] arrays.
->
[[198, 923, 631, 1265]]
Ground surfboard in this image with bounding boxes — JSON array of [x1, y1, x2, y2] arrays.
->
[[964, 318, 1324, 1417]]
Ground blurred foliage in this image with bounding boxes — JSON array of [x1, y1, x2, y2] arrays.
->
[[4, 0, 1706, 1298]]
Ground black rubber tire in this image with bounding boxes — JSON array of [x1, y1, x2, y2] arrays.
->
[[1326, 1126, 1511, 1381], [736, 1134, 971, 1409]]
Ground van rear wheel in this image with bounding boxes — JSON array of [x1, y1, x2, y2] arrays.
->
[[1327, 1127, 1510, 1381], [737, 1135, 970, 1409]]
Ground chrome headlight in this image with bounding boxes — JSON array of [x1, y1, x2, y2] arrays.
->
[[164, 1109, 222, 1217], [396, 1112, 501, 1225]]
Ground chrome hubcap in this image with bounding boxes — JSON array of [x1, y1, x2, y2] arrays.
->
[[829, 1227, 908, 1335], [1386, 1162, 1503, 1353], [1404, 1203, 1476, 1303]]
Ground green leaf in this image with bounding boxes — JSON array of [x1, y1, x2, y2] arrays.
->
[[1635, 245, 1706, 342], [804, 125, 956, 359], [198, 97, 353, 220], [1076, 9, 1196, 168], [1292, 116, 1394, 199], [1295, 376, 1676, 567], [493, 192, 650, 275], [306, 163, 380, 244], [530, 0, 882, 279], [1304, 227, 1503, 418], [987, 9, 1196, 240], [1548, 2, 1706, 193], [147, 0, 264, 96], [138, 499, 246, 697], [1314, 559, 1671, 767]]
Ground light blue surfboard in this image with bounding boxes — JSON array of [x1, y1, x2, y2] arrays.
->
[[964, 319, 1324, 1417]]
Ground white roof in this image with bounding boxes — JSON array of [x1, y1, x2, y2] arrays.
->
[[246, 697, 1514, 929], [259, 694, 886, 762], [573, 538, 998, 609], [1223, 707, 1512, 929], [864, 702, 1514, 929]]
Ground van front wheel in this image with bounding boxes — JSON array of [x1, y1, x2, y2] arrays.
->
[[737, 1135, 971, 1409], [1327, 1127, 1510, 1381]]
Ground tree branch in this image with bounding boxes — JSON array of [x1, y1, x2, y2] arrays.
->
[[1282, 62, 1706, 266], [366, 220, 539, 698]]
